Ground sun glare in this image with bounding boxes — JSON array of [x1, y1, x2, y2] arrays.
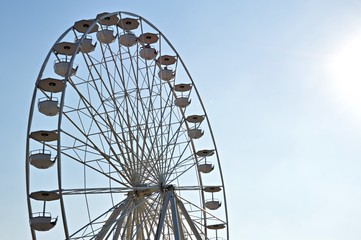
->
[[327, 32, 361, 120]]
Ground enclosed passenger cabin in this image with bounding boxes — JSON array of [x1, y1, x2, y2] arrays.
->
[[29, 130, 58, 142], [206, 223, 226, 230], [54, 59, 77, 77], [204, 186, 222, 193], [76, 36, 96, 53], [174, 83, 192, 92], [158, 67, 174, 81], [140, 45, 157, 60], [186, 115, 205, 124], [53, 42, 77, 56], [29, 150, 55, 169], [97, 12, 119, 26], [73, 19, 99, 34], [30, 191, 60, 201], [38, 97, 59, 116], [205, 199, 222, 210], [37, 78, 65, 93], [198, 163, 214, 173], [138, 33, 159, 45], [187, 128, 204, 139], [30, 212, 58, 231], [96, 28, 116, 44], [174, 97, 191, 108], [205, 187, 222, 210], [197, 149, 215, 173], [157, 55, 177, 65], [174, 83, 192, 108], [117, 18, 140, 31], [118, 31, 137, 47], [196, 149, 215, 157], [203, 186, 222, 210]]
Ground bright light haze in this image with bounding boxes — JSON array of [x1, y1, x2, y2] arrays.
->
[[1, 1, 361, 239]]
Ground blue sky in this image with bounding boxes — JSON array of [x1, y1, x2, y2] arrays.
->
[[1, 0, 361, 239]]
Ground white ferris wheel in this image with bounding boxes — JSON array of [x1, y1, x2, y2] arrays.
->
[[26, 11, 228, 240]]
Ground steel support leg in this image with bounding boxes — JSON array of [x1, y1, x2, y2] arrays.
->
[[155, 191, 182, 240]]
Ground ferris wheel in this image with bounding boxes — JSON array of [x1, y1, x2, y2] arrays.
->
[[26, 11, 228, 240]]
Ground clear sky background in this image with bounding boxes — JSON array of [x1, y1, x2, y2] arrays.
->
[[1, 0, 361, 239]]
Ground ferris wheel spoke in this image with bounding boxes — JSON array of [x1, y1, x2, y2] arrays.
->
[[68, 197, 129, 239], [145, 87, 179, 177], [61, 187, 132, 195], [116, 56, 168, 181], [94, 197, 132, 240], [65, 78, 138, 183], [97, 44, 139, 174], [112, 194, 158, 239], [111, 203, 128, 240], [80, 52, 139, 175], [98, 197, 144, 240], [157, 112, 177, 175], [174, 194, 204, 240], [161, 93, 179, 173], [63, 89, 170, 185], [139, 194, 163, 237], [178, 194, 227, 225], [133, 93, 163, 177], [61, 109, 133, 185], [133, 208, 145, 239], [115, 87, 169, 182], [95, 43, 161, 182], [120, 93, 163, 181], [136, 65, 167, 176], [145, 119, 187, 181], [165, 155, 196, 184], [60, 146, 128, 187], [159, 121, 190, 181], [136, 206, 152, 238], [175, 185, 209, 191]]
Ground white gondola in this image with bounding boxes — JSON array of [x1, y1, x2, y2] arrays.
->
[[174, 97, 191, 108], [30, 212, 58, 231], [30, 191, 60, 201], [157, 55, 177, 65], [206, 223, 226, 230], [53, 42, 77, 56], [196, 149, 215, 157], [186, 115, 204, 124], [97, 12, 119, 26], [38, 97, 59, 116], [118, 18, 139, 30], [37, 78, 65, 93], [198, 163, 214, 173], [54, 60, 77, 77], [158, 67, 174, 81], [29, 150, 55, 169], [205, 199, 222, 210], [187, 128, 204, 139], [204, 186, 222, 193], [29, 130, 58, 142], [118, 31, 137, 47], [174, 83, 192, 92], [96, 28, 116, 44], [138, 32, 159, 44], [140, 45, 157, 60], [73, 19, 98, 33], [77, 36, 96, 53]]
